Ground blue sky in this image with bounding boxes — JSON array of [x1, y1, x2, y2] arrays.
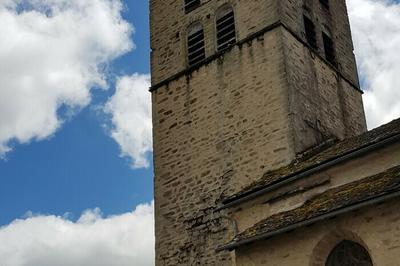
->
[[0, 0, 152, 226]]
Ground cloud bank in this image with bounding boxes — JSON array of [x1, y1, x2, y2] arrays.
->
[[1, 0, 399, 161], [104, 74, 152, 168], [0, 0, 133, 156], [0, 202, 154, 266], [348, 0, 400, 128]]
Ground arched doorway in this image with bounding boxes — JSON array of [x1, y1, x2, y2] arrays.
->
[[325, 240, 373, 266]]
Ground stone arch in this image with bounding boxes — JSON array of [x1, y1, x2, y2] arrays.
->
[[187, 21, 203, 36], [215, 3, 235, 21], [309, 229, 373, 266], [326, 240, 372, 266]]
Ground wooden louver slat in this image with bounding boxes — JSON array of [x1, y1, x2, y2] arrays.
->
[[185, 0, 200, 14]]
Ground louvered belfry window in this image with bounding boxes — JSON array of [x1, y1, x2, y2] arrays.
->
[[304, 16, 317, 49], [187, 23, 206, 66], [185, 0, 200, 14], [216, 6, 236, 51]]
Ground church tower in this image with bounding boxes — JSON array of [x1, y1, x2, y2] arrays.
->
[[150, 0, 367, 265]]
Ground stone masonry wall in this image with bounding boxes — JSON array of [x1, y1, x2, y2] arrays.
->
[[152, 27, 296, 265], [280, 0, 360, 85], [230, 142, 400, 234], [279, 0, 366, 153], [282, 29, 367, 153], [151, 0, 367, 265], [230, 139, 400, 265], [235, 199, 400, 266], [150, 0, 279, 84]]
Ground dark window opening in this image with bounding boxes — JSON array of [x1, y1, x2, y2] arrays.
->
[[304, 16, 317, 49], [187, 24, 205, 66], [320, 0, 330, 10], [216, 6, 236, 51], [185, 0, 200, 14], [326, 240, 373, 266], [323, 32, 336, 65]]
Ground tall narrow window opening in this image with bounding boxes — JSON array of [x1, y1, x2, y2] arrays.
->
[[187, 23, 206, 66], [323, 32, 336, 65], [185, 0, 200, 14], [320, 0, 330, 10], [304, 16, 317, 49], [326, 240, 373, 266], [216, 6, 236, 51]]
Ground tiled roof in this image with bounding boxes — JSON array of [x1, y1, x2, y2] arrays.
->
[[218, 165, 400, 251], [222, 118, 400, 205]]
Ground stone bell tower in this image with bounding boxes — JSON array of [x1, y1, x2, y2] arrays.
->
[[150, 0, 367, 265]]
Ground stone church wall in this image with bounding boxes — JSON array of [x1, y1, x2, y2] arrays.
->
[[231, 142, 400, 234], [151, 0, 368, 265], [150, 0, 280, 84], [152, 27, 295, 265], [235, 199, 400, 266], [280, 0, 359, 85], [282, 29, 367, 153]]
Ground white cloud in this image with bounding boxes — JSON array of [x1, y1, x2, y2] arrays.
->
[[104, 74, 152, 168], [0, 202, 155, 266], [0, 0, 133, 156], [348, 0, 400, 129]]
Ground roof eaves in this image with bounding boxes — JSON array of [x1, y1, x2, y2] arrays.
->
[[217, 132, 400, 211], [216, 189, 400, 252]]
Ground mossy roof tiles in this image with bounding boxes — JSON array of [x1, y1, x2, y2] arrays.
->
[[218, 165, 400, 251]]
